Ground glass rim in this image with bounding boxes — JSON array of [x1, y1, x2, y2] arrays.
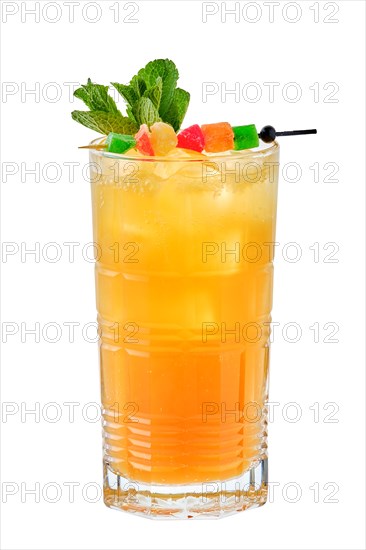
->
[[90, 136, 279, 163]]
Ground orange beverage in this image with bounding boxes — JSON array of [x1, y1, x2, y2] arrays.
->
[[90, 143, 279, 518]]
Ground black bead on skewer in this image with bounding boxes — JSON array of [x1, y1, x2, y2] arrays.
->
[[259, 125, 317, 143]]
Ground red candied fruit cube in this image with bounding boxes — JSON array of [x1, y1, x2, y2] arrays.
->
[[201, 122, 234, 153], [135, 124, 154, 156], [177, 124, 205, 152]]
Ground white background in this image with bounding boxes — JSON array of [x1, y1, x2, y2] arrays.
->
[[1, 1, 365, 549]]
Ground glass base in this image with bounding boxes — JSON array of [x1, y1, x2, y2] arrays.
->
[[103, 459, 268, 519]]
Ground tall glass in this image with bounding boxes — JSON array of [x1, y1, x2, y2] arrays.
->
[[89, 141, 279, 519]]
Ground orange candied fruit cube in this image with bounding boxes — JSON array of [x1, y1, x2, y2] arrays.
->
[[201, 122, 234, 153]]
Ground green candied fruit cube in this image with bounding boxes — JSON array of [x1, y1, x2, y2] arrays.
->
[[232, 124, 259, 150], [106, 132, 136, 154]]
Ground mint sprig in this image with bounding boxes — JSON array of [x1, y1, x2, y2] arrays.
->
[[71, 111, 138, 135], [72, 59, 190, 135]]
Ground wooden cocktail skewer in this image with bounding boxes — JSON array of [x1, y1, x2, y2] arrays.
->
[[78, 143, 106, 150]]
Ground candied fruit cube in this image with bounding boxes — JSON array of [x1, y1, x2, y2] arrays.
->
[[106, 132, 136, 154], [135, 124, 154, 156], [233, 124, 259, 150], [177, 124, 205, 152], [150, 122, 178, 156], [201, 122, 234, 153]]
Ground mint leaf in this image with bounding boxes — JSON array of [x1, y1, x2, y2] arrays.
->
[[163, 88, 190, 132], [130, 75, 147, 97], [132, 98, 161, 127], [138, 59, 178, 119], [72, 79, 136, 134], [111, 82, 138, 107], [126, 105, 137, 123], [74, 79, 118, 113], [71, 110, 138, 135], [143, 76, 163, 109]]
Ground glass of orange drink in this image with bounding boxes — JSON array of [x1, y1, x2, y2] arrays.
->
[[89, 141, 279, 518]]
